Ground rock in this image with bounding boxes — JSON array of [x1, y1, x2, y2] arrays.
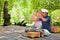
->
[[0, 36, 7, 40]]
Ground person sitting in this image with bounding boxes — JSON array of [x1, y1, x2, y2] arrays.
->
[[40, 9, 51, 32], [31, 11, 45, 37]]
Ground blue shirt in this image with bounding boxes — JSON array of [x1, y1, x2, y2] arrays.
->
[[39, 16, 51, 32]]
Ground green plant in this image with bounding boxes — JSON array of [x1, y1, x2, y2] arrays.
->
[[0, 0, 60, 25]]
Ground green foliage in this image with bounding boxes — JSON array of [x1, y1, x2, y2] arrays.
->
[[51, 9, 60, 22], [53, 22, 60, 27], [0, 0, 60, 25], [51, 9, 60, 26], [0, 0, 4, 25]]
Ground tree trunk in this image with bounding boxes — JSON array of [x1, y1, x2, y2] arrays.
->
[[3, 1, 11, 26]]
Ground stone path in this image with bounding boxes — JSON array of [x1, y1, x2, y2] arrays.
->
[[0, 26, 60, 40]]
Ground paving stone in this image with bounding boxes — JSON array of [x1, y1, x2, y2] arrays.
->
[[0, 26, 60, 40]]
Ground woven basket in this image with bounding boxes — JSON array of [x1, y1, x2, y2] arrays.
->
[[27, 32, 40, 38], [51, 26, 60, 33]]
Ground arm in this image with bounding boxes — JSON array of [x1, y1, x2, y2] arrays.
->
[[41, 17, 47, 22], [39, 16, 50, 22]]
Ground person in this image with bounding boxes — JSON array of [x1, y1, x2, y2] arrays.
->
[[32, 11, 42, 29], [32, 11, 45, 37], [39, 9, 51, 32]]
